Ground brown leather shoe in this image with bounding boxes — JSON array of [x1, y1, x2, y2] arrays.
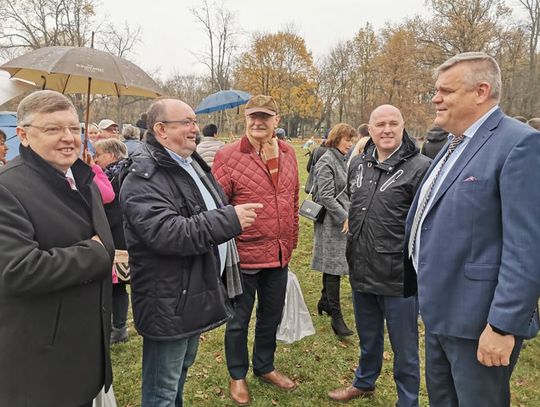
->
[[328, 385, 375, 402], [259, 370, 297, 391], [230, 378, 250, 406]]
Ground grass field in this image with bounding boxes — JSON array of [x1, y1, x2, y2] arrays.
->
[[111, 141, 540, 406]]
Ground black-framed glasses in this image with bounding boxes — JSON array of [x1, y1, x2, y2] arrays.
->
[[159, 119, 199, 127], [23, 124, 82, 136]]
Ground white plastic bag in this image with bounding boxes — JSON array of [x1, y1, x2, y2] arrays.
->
[[92, 386, 117, 407], [277, 270, 315, 343]]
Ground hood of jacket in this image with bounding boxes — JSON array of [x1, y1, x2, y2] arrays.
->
[[363, 129, 419, 170]]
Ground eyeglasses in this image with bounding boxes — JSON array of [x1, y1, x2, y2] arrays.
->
[[247, 113, 274, 120], [23, 124, 81, 136], [159, 119, 199, 127]]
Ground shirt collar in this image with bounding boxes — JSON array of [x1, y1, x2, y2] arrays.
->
[[65, 167, 77, 189], [449, 105, 498, 141], [165, 147, 192, 165], [65, 167, 75, 179]]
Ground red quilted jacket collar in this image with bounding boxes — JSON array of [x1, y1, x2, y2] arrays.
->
[[239, 135, 288, 154]]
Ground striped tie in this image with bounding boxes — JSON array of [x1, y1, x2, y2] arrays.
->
[[66, 175, 77, 190], [408, 134, 465, 259]]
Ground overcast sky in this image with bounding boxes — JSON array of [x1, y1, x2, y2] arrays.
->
[[99, 0, 429, 80]]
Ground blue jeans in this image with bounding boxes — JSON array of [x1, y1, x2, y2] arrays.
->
[[141, 335, 200, 407], [352, 292, 420, 407]]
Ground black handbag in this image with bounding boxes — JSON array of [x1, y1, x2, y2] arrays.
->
[[299, 184, 346, 223], [299, 198, 326, 222]]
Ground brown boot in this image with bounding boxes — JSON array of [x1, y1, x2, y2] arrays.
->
[[328, 385, 375, 402], [229, 378, 250, 406], [259, 370, 297, 391]]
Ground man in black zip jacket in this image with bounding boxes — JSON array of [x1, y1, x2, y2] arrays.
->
[[328, 105, 430, 407]]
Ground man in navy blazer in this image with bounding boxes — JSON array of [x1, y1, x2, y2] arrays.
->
[[404, 52, 540, 406]]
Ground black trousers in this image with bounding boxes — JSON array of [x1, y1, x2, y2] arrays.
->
[[112, 282, 129, 329], [224, 266, 288, 379]]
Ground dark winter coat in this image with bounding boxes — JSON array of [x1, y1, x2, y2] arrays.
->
[[305, 145, 329, 193], [120, 133, 243, 340], [306, 145, 328, 172], [0, 146, 114, 407], [346, 132, 430, 296], [104, 160, 129, 250], [213, 136, 299, 269], [421, 126, 449, 160]]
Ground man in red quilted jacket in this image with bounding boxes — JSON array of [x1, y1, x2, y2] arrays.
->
[[213, 95, 300, 406]]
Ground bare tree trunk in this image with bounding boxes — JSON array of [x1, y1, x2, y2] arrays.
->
[[519, 0, 540, 116]]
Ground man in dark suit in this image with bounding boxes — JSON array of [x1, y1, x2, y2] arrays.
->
[[404, 52, 540, 406], [0, 90, 115, 407]]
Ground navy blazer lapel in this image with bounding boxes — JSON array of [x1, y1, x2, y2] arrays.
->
[[405, 138, 449, 236], [427, 108, 504, 212]]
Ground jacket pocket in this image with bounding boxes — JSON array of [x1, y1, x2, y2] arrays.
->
[[49, 297, 63, 346], [456, 179, 489, 190], [374, 239, 403, 254], [464, 263, 499, 281], [374, 241, 403, 280]]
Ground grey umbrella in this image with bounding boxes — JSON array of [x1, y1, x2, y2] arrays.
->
[[0, 44, 164, 149], [0, 46, 162, 98]]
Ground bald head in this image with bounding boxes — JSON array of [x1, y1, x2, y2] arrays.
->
[[369, 104, 404, 125], [147, 98, 193, 133], [163, 98, 192, 115], [368, 104, 405, 162], [147, 98, 199, 158]]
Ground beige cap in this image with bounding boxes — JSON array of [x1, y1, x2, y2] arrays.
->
[[245, 95, 278, 116], [98, 119, 118, 130]]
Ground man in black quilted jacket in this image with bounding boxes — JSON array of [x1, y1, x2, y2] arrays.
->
[[328, 105, 430, 406]]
